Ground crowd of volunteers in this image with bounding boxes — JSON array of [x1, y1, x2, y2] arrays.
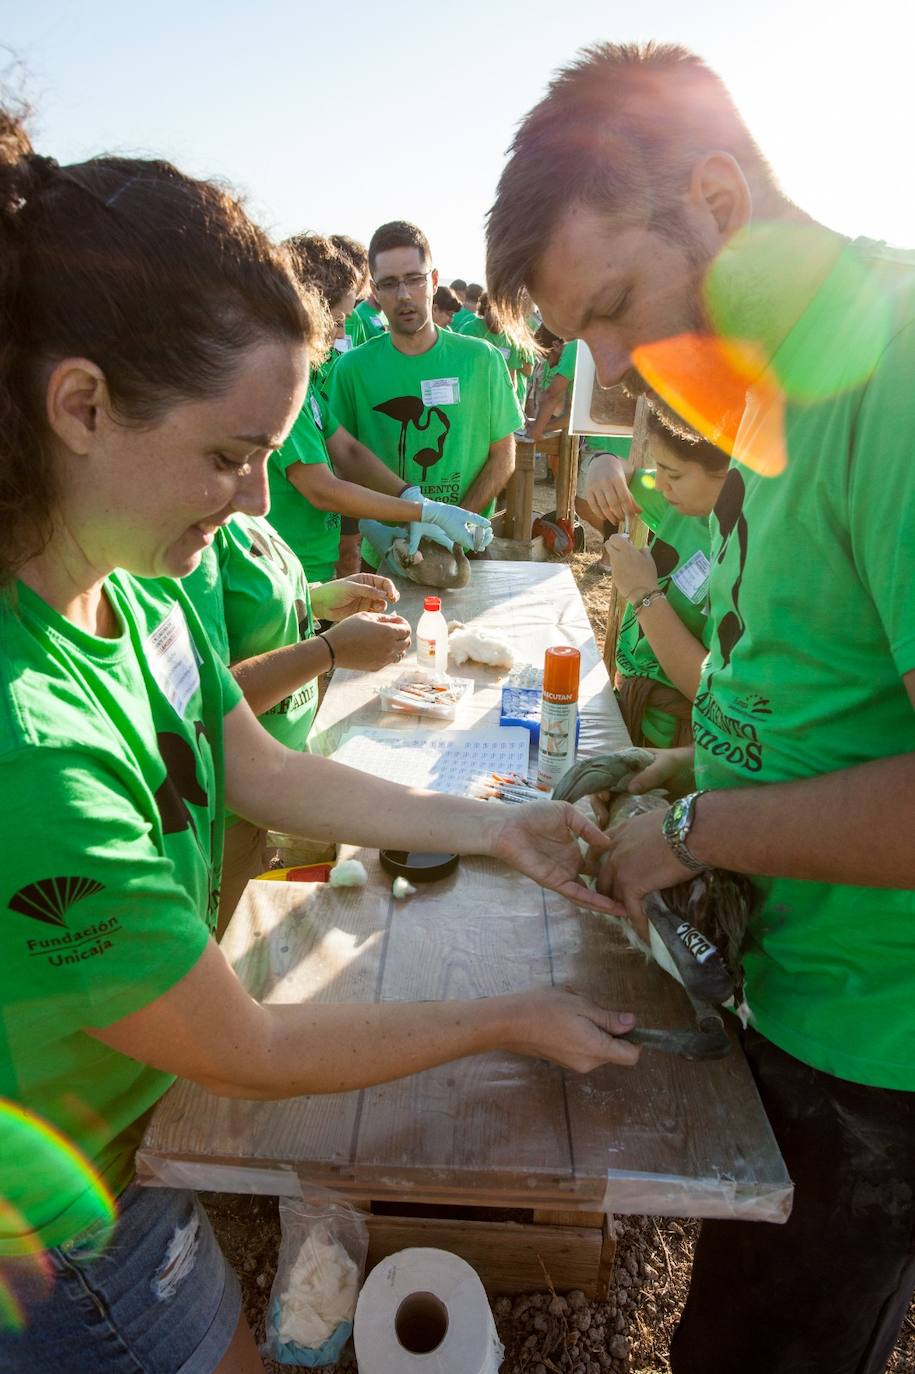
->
[[1, 34, 913, 1374]]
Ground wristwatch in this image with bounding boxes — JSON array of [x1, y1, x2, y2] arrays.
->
[[633, 589, 666, 616], [661, 791, 708, 872]]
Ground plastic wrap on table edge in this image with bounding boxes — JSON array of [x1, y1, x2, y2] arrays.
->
[[600, 1169, 794, 1223], [135, 1155, 304, 1196]]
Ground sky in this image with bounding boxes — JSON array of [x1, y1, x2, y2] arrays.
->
[[6, 0, 915, 282]]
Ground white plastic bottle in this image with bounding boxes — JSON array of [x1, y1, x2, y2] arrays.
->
[[416, 595, 449, 673]]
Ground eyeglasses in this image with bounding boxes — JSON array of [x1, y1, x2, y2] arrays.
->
[[373, 272, 430, 296]]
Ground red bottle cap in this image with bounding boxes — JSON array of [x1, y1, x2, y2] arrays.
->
[[543, 645, 581, 697], [423, 596, 442, 611]]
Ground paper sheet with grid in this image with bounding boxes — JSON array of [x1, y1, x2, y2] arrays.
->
[[331, 727, 530, 796]]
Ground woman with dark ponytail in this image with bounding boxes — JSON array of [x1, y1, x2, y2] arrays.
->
[[0, 111, 637, 1373]]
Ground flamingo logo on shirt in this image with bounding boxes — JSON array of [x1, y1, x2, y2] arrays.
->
[[372, 397, 451, 480]]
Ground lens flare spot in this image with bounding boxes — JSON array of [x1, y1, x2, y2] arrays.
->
[[0, 1101, 116, 1259], [703, 222, 895, 402], [631, 334, 788, 477], [0, 1273, 25, 1333]]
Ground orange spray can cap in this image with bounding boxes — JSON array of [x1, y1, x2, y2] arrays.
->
[[543, 645, 581, 699]]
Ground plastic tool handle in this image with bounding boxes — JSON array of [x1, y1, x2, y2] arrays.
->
[[644, 892, 735, 1006]]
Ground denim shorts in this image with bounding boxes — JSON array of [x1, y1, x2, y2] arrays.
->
[[0, 1181, 241, 1373]]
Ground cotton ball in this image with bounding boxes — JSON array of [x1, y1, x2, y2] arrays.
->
[[448, 626, 514, 669], [329, 859, 368, 888], [392, 876, 417, 899]]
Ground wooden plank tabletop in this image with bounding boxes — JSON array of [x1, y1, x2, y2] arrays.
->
[[137, 563, 792, 1223]]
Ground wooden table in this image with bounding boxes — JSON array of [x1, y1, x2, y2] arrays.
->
[[137, 565, 791, 1292]]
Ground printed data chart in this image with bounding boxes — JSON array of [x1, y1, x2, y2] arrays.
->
[[331, 727, 530, 797]]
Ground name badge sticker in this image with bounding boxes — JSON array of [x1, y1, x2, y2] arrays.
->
[[333, 336, 353, 353], [309, 394, 324, 429], [671, 549, 711, 604], [421, 377, 461, 407], [145, 603, 201, 718], [498, 346, 511, 360]]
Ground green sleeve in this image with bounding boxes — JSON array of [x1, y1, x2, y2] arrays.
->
[[327, 354, 357, 435], [487, 348, 524, 441], [181, 546, 230, 665], [557, 340, 578, 380], [1, 747, 211, 1037], [586, 435, 632, 458], [345, 313, 368, 347], [315, 385, 340, 442], [847, 319, 915, 675], [273, 397, 330, 474]]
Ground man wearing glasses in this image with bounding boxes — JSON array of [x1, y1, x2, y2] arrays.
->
[[329, 221, 522, 568]]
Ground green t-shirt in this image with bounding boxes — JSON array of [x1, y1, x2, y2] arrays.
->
[[329, 328, 523, 567], [185, 514, 319, 756], [614, 470, 711, 747], [267, 380, 342, 583], [459, 315, 533, 412], [344, 312, 369, 348], [0, 574, 241, 1252], [693, 237, 915, 1089], [450, 307, 477, 332], [353, 299, 387, 339], [542, 339, 578, 389], [586, 435, 633, 459]]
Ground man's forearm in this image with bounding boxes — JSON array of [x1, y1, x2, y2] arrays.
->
[[462, 437, 515, 512], [689, 754, 915, 889]]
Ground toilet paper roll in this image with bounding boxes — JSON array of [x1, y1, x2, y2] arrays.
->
[[354, 1247, 504, 1374]]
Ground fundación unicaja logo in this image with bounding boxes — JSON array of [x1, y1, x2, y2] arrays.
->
[[8, 876, 121, 968], [9, 875, 105, 927]]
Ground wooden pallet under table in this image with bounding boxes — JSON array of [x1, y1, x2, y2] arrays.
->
[[358, 1200, 616, 1298]]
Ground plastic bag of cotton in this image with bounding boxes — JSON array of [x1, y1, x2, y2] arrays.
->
[[263, 1194, 369, 1367]]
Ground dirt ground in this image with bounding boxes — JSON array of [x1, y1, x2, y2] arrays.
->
[[203, 486, 915, 1372]]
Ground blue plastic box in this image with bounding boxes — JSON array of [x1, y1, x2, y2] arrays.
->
[[500, 687, 581, 746]]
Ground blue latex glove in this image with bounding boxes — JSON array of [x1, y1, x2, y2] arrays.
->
[[357, 520, 408, 563], [267, 1297, 352, 1367], [401, 486, 493, 556], [358, 521, 453, 576]]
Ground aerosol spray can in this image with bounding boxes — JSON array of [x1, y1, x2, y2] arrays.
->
[[536, 645, 581, 790]]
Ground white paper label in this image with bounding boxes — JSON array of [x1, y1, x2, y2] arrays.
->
[[371, 314, 385, 329], [145, 603, 200, 718], [537, 701, 578, 788], [498, 346, 511, 360], [421, 377, 461, 407], [334, 336, 353, 353], [309, 393, 323, 429], [671, 549, 711, 603]]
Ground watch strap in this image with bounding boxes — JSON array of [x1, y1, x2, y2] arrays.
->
[[662, 791, 707, 872]]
